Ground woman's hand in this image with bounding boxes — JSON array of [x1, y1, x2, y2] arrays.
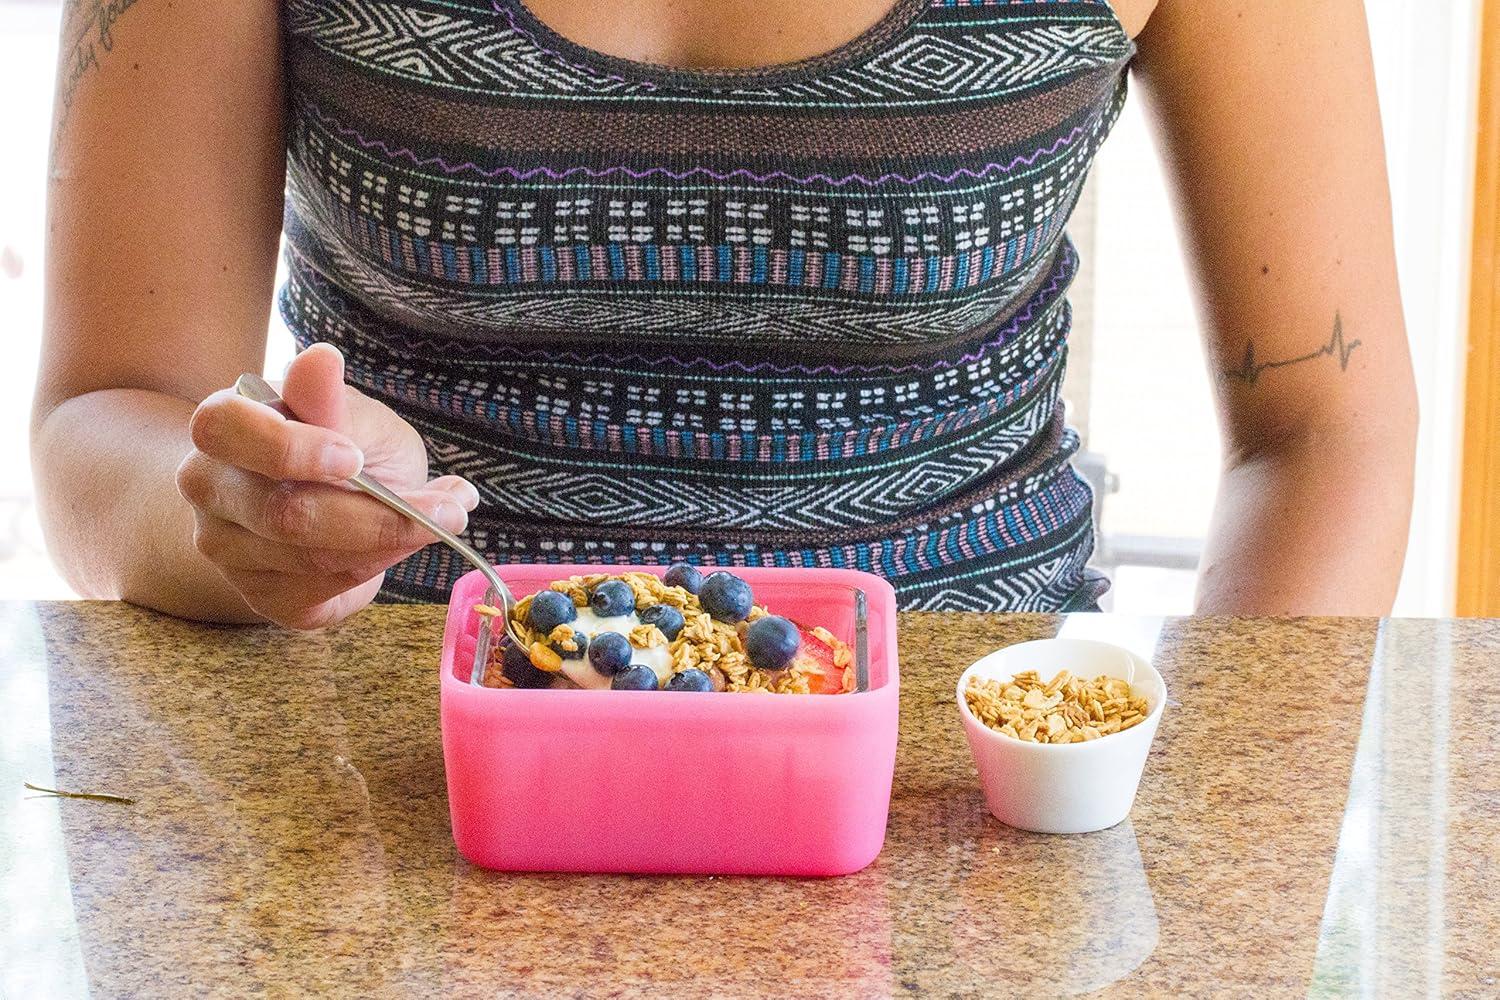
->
[[175, 344, 479, 629]]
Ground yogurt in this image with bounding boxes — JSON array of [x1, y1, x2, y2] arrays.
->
[[556, 606, 674, 690]]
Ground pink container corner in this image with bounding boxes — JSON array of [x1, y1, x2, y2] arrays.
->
[[439, 564, 901, 877]]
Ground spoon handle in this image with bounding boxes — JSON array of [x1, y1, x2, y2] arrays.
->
[[233, 373, 524, 651], [344, 467, 479, 573], [853, 587, 870, 693]]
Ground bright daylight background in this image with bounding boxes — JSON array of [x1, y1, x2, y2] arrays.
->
[[0, 1, 1482, 613]]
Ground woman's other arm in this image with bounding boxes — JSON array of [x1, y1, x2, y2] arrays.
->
[[1132, 0, 1418, 614]]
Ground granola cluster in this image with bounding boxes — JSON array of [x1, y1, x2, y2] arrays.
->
[[479, 572, 852, 694], [964, 669, 1149, 743]]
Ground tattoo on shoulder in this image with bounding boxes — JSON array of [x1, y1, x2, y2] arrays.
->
[[56, 0, 147, 137], [1224, 313, 1363, 387]]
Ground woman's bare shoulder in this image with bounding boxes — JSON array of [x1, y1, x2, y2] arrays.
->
[[1107, 0, 1159, 41]]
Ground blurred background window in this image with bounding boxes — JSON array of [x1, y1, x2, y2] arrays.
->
[[0, 0, 1482, 613]]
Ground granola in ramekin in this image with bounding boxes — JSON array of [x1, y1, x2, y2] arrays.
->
[[964, 669, 1149, 743]]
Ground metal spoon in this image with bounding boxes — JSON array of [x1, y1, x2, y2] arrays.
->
[[853, 587, 870, 693], [233, 373, 527, 657]]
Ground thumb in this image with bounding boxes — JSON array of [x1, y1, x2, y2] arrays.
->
[[282, 343, 351, 433]]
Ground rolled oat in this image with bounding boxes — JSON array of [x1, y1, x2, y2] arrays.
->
[[964, 669, 1149, 744]]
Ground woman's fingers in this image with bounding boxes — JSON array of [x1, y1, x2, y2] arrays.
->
[[281, 342, 352, 433], [190, 389, 363, 483], [191, 513, 415, 581], [427, 475, 481, 510], [178, 453, 474, 551]]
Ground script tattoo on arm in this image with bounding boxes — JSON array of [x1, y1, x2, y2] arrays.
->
[[55, 0, 147, 139], [1224, 312, 1363, 387]]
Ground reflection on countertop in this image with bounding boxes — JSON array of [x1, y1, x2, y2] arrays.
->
[[1, 602, 1496, 997]]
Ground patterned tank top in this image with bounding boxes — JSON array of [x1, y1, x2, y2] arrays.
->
[[279, 0, 1135, 611]]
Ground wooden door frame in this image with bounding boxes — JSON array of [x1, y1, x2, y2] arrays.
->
[[1458, 0, 1500, 615]]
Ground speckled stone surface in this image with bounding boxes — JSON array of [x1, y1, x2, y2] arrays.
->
[[1, 603, 1497, 998]]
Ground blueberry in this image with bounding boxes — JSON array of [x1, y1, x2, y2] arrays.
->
[[745, 615, 801, 672], [528, 590, 577, 634], [699, 571, 754, 623], [499, 640, 552, 689], [588, 630, 633, 676], [638, 604, 686, 641], [663, 562, 704, 595], [666, 668, 714, 692], [611, 664, 660, 691], [590, 579, 636, 618], [552, 629, 588, 660]]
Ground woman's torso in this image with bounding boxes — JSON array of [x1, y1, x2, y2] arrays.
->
[[278, 0, 1135, 610]]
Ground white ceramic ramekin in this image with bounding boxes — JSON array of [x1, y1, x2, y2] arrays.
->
[[957, 638, 1166, 834]]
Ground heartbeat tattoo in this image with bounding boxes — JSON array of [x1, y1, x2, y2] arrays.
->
[[1225, 313, 1363, 386]]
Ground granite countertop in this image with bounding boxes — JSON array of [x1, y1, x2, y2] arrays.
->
[[1, 603, 1496, 998]]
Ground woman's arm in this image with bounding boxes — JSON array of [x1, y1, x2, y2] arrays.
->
[[1131, 0, 1418, 615], [34, 0, 285, 620], [33, 1, 476, 627]]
